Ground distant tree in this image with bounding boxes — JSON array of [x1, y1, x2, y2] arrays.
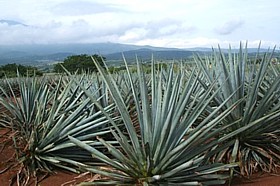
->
[[53, 54, 106, 73], [0, 63, 43, 78]]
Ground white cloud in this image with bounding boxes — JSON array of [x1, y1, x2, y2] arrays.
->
[[119, 28, 148, 42], [134, 37, 222, 48], [0, 0, 279, 48]]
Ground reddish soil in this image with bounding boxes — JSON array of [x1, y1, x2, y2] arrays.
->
[[0, 128, 98, 186], [228, 171, 280, 186], [1, 127, 280, 186]]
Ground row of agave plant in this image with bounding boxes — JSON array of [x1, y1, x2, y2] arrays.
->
[[0, 43, 279, 185]]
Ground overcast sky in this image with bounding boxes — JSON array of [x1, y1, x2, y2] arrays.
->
[[0, 0, 279, 48]]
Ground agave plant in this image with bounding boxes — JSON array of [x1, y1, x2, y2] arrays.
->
[[195, 43, 280, 176], [69, 56, 241, 185], [0, 75, 115, 184]]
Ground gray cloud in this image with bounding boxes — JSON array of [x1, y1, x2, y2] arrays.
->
[[215, 19, 244, 35], [0, 19, 28, 27], [0, 18, 144, 44], [51, 1, 120, 16], [118, 19, 197, 43], [146, 19, 180, 37]]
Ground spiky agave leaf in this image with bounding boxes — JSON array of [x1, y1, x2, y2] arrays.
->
[[195, 42, 280, 176], [69, 56, 240, 185], [0, 75, 115, 176]]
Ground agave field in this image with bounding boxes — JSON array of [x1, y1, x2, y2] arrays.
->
[[0, 44, 279, 185]]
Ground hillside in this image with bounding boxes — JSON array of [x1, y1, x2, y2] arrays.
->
[[0, 42, 276, 66]]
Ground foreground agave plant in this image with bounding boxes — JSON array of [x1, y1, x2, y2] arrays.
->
[[0, 75, 114, 184], [69, 57, 240, 185], [195, 43, 280, 176]]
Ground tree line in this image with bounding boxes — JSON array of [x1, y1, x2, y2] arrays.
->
[[0, 54, 105, 78], [0, 63, 43, 78], [53, 54, 105, 73]]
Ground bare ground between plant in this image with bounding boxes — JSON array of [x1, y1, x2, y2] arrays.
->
[[1, 128, 279, 186]]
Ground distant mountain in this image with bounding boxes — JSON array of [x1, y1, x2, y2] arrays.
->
[[0, 43, 185, 65], [0, 43, 179, 56], [0, 52, 75, 65], [0, 19, 28, 27], [187, 47, 271, 53], [0, 51, 30, 58], [105, 48, 195, 61], [0, 42, 277, 66]]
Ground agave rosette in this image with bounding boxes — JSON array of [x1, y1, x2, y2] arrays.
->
[[69, 56, 240, 185], [0, 75, 115, 182], [195, 43, 280, 176]]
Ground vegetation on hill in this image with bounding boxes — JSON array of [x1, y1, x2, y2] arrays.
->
[[53, 54, 106, 73], [0, 63, 43, 78]]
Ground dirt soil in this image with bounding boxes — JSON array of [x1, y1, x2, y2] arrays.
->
[[1, 128, 280, 186], [229, 172, 280, 186]]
